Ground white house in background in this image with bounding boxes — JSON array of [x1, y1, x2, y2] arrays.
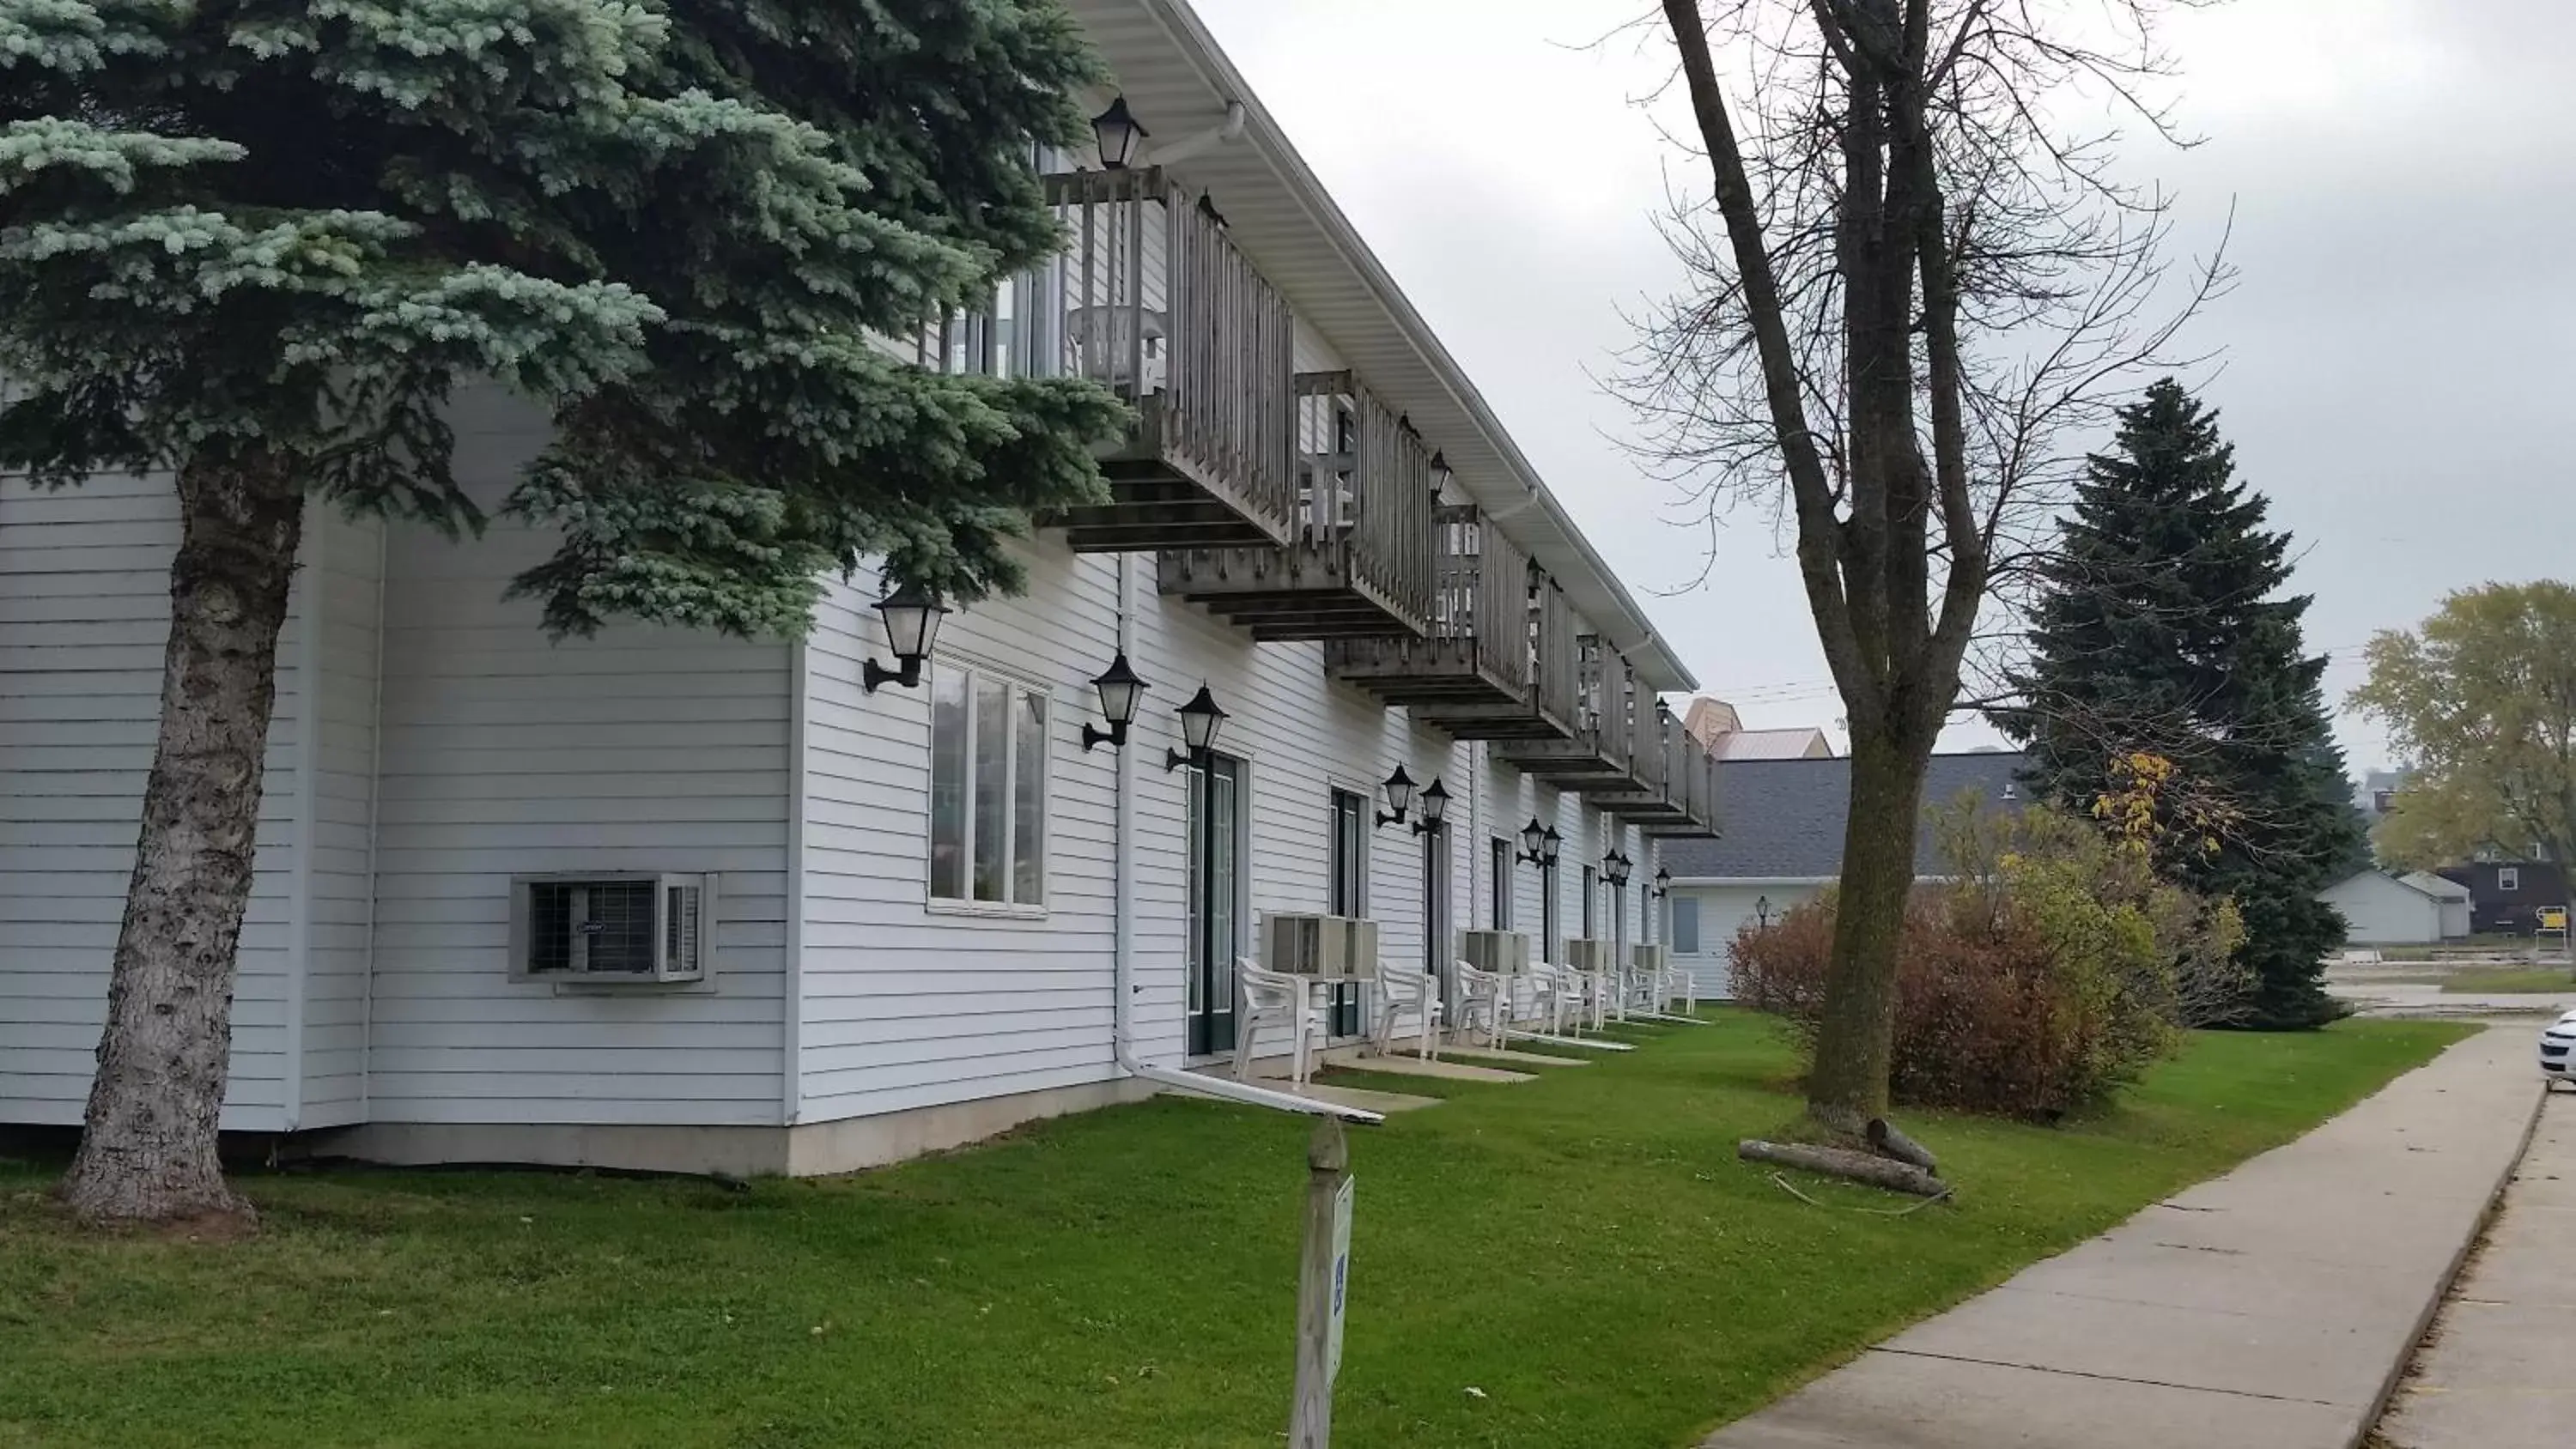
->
[[2320, 870, 2471, 946], [1657, 753, 2026, 1000], [0, 0, 1722, 1177]]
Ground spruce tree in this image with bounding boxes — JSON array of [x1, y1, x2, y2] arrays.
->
[[1, 0, 1125, 1224], [2003, 379, 2364, 1028]]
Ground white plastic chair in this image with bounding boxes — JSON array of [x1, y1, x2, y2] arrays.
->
[[1559, 960, 1608, 1033], [1371, 961, 1443, 1061], [1630, 961, 1663, 1018], [1524, 961, 1571, 1035], [1664, 960, 1699, 1017], [1064, 305, 1169, 392], [1449, 960, 1507, 1051], [1236, 960, 1327, 1087]]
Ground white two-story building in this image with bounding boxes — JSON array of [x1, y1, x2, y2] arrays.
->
[[0, 0, 1720, 1177]]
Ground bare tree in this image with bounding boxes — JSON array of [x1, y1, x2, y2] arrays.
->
[[1629, 0, 2223, 1142]]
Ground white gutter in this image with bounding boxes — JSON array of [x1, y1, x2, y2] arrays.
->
[[1107, 553, 1382, 1126], [1149, 100, 1248, 166]]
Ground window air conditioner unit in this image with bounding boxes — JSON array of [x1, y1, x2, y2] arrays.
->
[[1265, 913, 1357, 978], [1458, 929, 1528, 977], [1563, 938, 1617, 975], [1346, 918, 1381, 974], [1631, 943, 1670, 975], [511, 873, 716, 984]]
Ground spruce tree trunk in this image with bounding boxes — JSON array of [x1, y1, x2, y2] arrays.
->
[[1804, 727, 1932, 1136], [58, 453, 303, 1228]]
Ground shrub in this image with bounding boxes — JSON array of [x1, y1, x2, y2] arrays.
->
[[1732, 797, 2246, 1119]]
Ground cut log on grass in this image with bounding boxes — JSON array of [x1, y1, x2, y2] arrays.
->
[[1738, 1139, 1953, 1198], [1867, 1118, 1939, 1175]]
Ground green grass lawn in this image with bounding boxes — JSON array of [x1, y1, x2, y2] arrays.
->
[[2439, 966, 2576, 993], [0, 1014, 2467, 1449]]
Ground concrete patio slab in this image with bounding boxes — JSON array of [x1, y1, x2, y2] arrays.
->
[[1701, 1027, 2543, 1449], [1281, 1082, 1443, 1113], [1314, 1051, 1532, 1083], [1435, 1046, 1593, 1069]]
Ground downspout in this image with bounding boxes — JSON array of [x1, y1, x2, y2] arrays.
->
[[1108, 552, 1381, 1125]]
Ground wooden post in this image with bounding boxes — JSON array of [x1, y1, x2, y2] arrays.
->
[[1289, 1117, 1352, 1449]]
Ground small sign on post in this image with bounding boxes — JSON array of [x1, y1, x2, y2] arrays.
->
[[1290, 1118, 1352, 1449]]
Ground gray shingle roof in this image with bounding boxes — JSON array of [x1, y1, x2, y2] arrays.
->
[[1661, 751, 2030, 881]]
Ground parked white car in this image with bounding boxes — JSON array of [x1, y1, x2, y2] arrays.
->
[[2541, 1010, 2576, 1087]]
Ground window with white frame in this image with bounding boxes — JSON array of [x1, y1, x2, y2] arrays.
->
[[1671, 896, 1701, 955], [929, 663, 1048, 908], [2500, 866, 2521, 892]]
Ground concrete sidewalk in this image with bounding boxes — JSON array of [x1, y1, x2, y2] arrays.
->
[[1699, 1027, 2543, 1449], [2377, 1091, 2576, 1446]]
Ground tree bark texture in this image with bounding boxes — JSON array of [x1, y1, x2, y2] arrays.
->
[[58, 453, 303, 1228], [1805, 730, 1933, 1133]]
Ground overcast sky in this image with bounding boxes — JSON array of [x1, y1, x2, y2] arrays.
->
[[1188, 0, 2574, 772]]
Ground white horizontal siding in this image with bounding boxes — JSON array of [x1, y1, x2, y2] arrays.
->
[[795, 485, 1691, 1121], [2321, 876, 2445, 947], [363, 388, 791, 1129], [0, 474, 313, 1131], [795, 511, 1485, 1121], [300, 507, 384, 1129], [1668, 882, 1823, 1000]]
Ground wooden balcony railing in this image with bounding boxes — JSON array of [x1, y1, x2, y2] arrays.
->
[[1327, 509, 1583, 743], [1158, 373, 1434, 640], [1033, 167, 1298, 552], [1645, 738, 1722, 838], [1501, 638, 1636, 784], [1607, 706, 1699, 827], [1532, 568, 1580, 737]]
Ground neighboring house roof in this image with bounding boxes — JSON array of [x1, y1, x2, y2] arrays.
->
[[1714, 728, 1835, 761], [1662, 752, 2029, 882], [2397, 871, 2472, 901], [1682, 697, 1743, 749], [2324, 870, 2469, 902]]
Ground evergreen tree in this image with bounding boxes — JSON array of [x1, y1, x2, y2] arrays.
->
[[2002, 379, 2364, 1029], [1, 0, 1125, 1224]]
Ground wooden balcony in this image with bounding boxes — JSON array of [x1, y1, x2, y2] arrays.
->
[[1602, 708, 1695, 827], [1498, 640, 1638, 787], [1643, 743, 1720, 838], [1158, 373, 1435, 640], [1034, 167, 1298, 553], [1325, 511, 1582, 741]]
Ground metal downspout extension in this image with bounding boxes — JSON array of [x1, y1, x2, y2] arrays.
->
[[1106, 553, 1382, 1126]]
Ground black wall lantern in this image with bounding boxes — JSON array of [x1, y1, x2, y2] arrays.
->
[[1375, 766, 1418, 829], [1413, 778, 1450, 837], [1091, 96, 1148, 170], [1754, 894, 1777, 929], [1081, 651, 1147, 751], [862, 582, 946, 693], [1429, 448, 1454, 500], [1516, 818, 1560, 869], [1603, 849, 1633, 889], [1164, 683, 1228, 773]]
